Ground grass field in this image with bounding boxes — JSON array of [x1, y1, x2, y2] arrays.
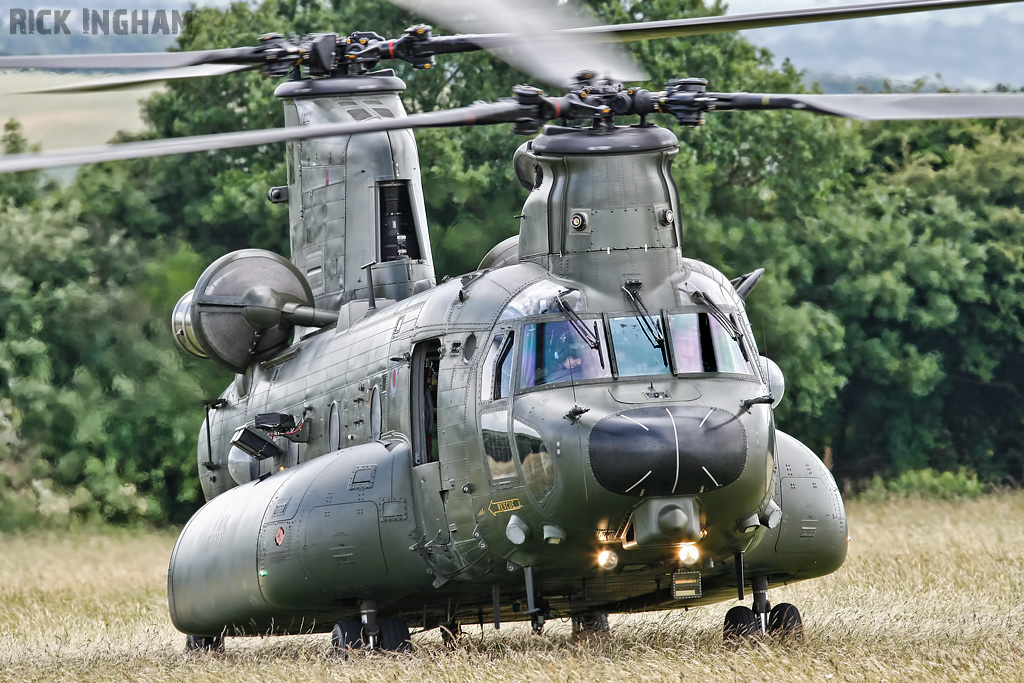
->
[[1, 494, 1023, 682], [0, 72, 157, 150]]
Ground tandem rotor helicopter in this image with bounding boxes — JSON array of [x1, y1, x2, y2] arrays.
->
[[3, 0, 1024, 652]]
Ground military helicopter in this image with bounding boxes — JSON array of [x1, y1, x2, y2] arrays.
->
[[3, 0, 1024, 653]]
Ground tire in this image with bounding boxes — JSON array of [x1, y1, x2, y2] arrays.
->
[[572, 613, 610, 636], [185, 634, 224, 652], [768, 602, 803, 639], [378, 616, 412, 652], [440, 621, 462, 647], [723, 605, 759, 641], [331, 618, 363, 653]]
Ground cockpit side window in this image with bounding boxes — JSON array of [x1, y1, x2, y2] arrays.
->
[[480, 331, 514, 402], [669, 312, 753, 375], [495, 332, 514, 399], [608, 316, 671, 378], [710, 315, 751, 374], [520, 320, 610, 389]]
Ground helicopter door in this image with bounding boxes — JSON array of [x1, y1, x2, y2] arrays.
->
[[410, 340, 450, 544]]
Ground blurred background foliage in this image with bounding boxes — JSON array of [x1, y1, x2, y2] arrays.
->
[[2, 0, 1023, 528]]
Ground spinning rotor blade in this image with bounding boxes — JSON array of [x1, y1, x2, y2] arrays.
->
[[28, 65, 256, 94], [1, 0, 1018, 89], [0, 100, 526, 174], [717, 92, 1024, 120], [572, 0, 1023, 43], [389, 0, 647, 86], [0, 47, 263, 71]]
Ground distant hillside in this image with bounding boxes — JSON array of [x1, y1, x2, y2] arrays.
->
[[802, 73, 949, 95]]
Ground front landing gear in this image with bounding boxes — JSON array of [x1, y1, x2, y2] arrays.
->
[[723, 570, 803, 641]]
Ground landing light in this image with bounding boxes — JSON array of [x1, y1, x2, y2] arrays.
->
[[597, 549, 619, 570], [678, 544, 700, 566]]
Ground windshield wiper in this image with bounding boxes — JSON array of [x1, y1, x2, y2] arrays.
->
[[690, 289, 750, 363], [621, 286, 665, 350], [555, 290, 605, 368]]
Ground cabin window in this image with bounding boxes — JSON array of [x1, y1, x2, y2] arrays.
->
[[668, 313, 753, 375], [481, 410, 517, 481], [608, 316, 671, 378], [519, 320, 610, 388], [514, 419, 554, 500]]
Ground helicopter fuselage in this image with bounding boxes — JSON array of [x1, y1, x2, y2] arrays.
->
[[168, 256, 846, 636], [166, 73, 846, 638]]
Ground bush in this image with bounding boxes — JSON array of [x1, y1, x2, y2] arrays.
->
[[858, 467, 984, 502]]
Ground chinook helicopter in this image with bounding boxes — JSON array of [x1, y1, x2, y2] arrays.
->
[[3, 0, 1024, 652]]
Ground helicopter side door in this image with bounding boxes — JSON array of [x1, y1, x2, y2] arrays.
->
[[410, 339, 450, 544]]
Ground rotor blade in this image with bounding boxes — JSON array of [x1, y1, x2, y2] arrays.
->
[[390, 0, 647, 86], [0, 47, 263, 71], [26, 65, 257, 93], [565, 0, 1023, 43], [718, 92, 1024, 120], [0, 101, 524, 174]]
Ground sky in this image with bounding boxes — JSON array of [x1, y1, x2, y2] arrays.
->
[[722, 0, 1024, 89]]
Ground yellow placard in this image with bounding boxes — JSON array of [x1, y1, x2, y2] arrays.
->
[[488, 498, 522, 516]]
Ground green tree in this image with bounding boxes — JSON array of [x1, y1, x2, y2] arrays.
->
[[0, 195, 226, 525], [0, 119, 57, 207]]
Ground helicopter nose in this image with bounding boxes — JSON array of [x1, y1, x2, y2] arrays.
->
[[589, 406, 747, 497]]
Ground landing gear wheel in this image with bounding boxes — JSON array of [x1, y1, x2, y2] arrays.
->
[[723, 605, 759, 641], [768, 603, 803, 640], [185, 634, 224, 652], [378, 616, 412, 652], [530, 612, 545, 635], [440, 620, 462, 647], [331, 618, 363, 654], [571, 613, 610, 636]]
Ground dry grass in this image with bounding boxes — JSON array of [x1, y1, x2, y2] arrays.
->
[[0, 72, 156, 151], [2, 494, 1023, 682]]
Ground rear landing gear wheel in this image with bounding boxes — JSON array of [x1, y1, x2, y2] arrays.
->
[[378, 616, 412, 652], [440, 620, 462, 647], [185, 634, 224, 652], [571, 613, 610, 637], [530, 612, 545, 635], [768, 603, 803, 640], [332, 618, 363, 654], [723, 605, 759, 641]]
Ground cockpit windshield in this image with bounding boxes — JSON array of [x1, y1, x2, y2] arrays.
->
[[520, 320, 610, 388], [608, 316, 671, 377], [669, 312, 752, 374]]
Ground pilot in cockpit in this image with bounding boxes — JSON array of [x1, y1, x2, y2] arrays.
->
[[544, 333, 590, 384]]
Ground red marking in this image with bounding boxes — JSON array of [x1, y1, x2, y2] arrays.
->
[[388, 41, 395, 59], [275, 527, 285, 546], [553, 99, 562, 118]]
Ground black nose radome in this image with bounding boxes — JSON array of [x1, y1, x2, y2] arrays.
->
[[589, 406, 747, 497]]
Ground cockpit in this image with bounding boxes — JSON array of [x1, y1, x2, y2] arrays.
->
[[483, 312, 756, 400]]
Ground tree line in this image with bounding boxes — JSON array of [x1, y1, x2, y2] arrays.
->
[[1, 0, 1022, 527]]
